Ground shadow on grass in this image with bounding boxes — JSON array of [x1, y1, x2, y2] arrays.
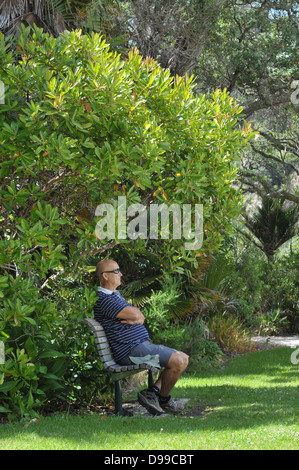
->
[[1, 347, 299, 446]]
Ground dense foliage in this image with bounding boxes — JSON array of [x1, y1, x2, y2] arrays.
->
[[0, 26, 254, 419]]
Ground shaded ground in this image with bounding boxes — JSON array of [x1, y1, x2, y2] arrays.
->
[[120, 398, 217, 418]]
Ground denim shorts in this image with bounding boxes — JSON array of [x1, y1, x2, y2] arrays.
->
[[118, 341, 176, 367]]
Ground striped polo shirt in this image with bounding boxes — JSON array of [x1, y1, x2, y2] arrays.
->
[[93, 287, 150, 362]]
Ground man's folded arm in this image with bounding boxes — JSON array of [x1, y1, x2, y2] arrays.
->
[[116, 306, 145, 325]]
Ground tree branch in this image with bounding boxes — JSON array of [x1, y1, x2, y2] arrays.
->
[[41, 168, 70, 193], [242, 92, 291, 118], [251, 144, 299, 175], [235, 226, 264, 252], [238, 173, 299, 205]]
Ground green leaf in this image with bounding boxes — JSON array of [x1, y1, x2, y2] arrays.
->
[[0, 406, 10, 413], [27, 389, 34, 409], [39, 350, 66, 358], [25, 337, 38, 360], [0, 381, 20, 392]]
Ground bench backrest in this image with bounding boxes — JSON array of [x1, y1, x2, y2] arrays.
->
[[84, 318, 118, 370]]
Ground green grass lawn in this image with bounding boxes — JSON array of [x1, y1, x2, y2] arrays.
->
[[1, 347, 299, 450]]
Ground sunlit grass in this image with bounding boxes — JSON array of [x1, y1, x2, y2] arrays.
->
[[1, 347, 298, 450]]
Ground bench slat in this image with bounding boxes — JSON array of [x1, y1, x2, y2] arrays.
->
[[94, 331, 107, 339], [99, 351, 112, 359], [97, 343, 110, 350], [96, 344, 112, 354], [95, 337, 109, 345], [100, 353, 114, 361], [95, 339, 110, 349], [104, 359, 118, 366]]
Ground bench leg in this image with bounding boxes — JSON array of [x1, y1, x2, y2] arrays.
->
[[148, 369, 154, 389], [114, 380, 132, 417]]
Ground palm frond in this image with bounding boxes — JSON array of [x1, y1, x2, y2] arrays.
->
[[124, 292, 152, 307], [0, 0, 28, 29], [165, 298, 194, 320], [164, 253, 237, 321], [120, 275, 162, 295], [120, 274, 162, 306], [0, 0, 66, 36], [44, 0, 74, 24]]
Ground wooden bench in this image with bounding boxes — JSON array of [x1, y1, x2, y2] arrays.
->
[[84, 318, 159, 416]]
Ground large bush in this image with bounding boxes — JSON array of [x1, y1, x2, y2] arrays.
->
[[0, 26, 254, 419]]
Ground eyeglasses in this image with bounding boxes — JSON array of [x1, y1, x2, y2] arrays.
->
[[100, 268, 121, 275]]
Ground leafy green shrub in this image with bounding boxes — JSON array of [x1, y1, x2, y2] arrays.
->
[[179, 318, 224, 371], [222, 244, 266, 325], [0, 25, 254, 419], [143, 284, 224, 371], [0, 275, 99, 420], [258, 309, 288, 336], [150, 317, 223, 372], [142, 276, 181, 334]]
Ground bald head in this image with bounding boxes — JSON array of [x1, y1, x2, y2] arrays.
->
[[96, 259, 122, 290], [96, 259, 118, 278]]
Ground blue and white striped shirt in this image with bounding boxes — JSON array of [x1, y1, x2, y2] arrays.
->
[[93, 288, 150, 362]]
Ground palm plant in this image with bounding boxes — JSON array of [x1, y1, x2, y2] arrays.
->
[[241, 198, 298, 262], [179, 254, 238, 320], [0, 0, 120, 39], [145, 254, 237, 322], [0, 0, 68, 36]]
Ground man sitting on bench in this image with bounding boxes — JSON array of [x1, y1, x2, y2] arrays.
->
[[94, 259, 189, 415]]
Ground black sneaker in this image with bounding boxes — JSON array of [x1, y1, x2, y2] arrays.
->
[[138, 389, 164, 415]]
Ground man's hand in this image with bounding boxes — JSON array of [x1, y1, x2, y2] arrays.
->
[[120, 319, 141, 325], [116, 306, 145, 325]]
